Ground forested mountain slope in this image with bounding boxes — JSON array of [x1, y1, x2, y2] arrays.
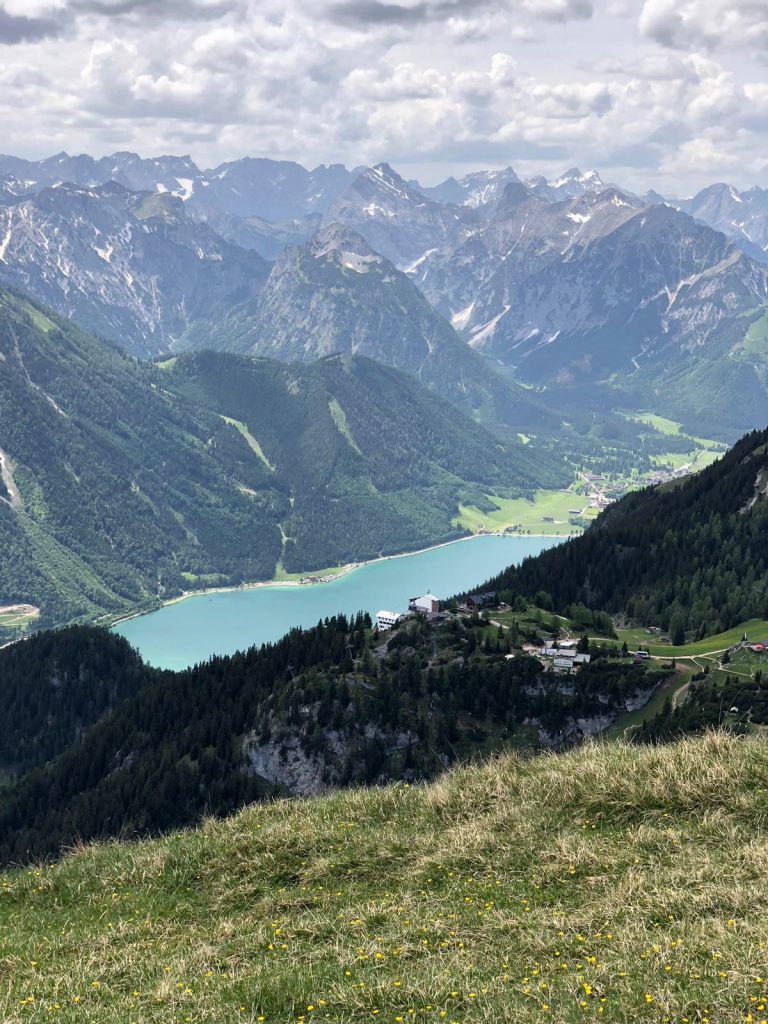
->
[[164, 350, 565, 571], [482, 427, 768, 635], [0, 289, 283, 626], [0, 625, 148, 776], [0, 291, 560, 626], [0, 614, 664, 864]]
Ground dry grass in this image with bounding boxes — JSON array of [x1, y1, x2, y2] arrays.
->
[[2, 733, 768, 1022]]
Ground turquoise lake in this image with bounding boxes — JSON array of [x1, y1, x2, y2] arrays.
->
[[115, 534, 564, 669]]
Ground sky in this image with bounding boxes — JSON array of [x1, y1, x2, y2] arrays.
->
[[0, 0, 766, 195]]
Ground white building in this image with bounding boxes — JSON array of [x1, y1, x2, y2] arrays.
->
[[376, 610, 404, 631], [410, 593, 441, 614]]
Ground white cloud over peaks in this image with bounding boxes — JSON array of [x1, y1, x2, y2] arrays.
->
[[661, 134, 767, 179], [639, 0, 768, 53], [0, 0, 765, 193]]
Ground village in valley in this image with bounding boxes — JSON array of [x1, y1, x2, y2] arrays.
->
[[457, 416, 729, 539], [456, 462, 719, 541]]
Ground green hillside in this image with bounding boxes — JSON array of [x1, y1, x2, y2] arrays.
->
[[165, 351, 565, 574], [2, 733, 767, 1023], [0, 290, 563, 630], [481, 426, 768, 641], [0, 289, 282, 628]]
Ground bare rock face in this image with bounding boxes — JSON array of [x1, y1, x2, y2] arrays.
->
[[323, 163, 475, 269], [678, 183, 768, 264], [237, 221, 459, 373], [408, 183, 768, 398], [0, 183, 270, 357]]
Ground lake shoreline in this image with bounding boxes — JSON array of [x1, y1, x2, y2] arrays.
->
[[111, 531, 570, 630], [115, 534, 565, 670]]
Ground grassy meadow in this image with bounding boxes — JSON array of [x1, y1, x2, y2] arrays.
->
[[611, 621, 768, 658], [453, 490, 593, 537], [3, 734, 768, 1023]]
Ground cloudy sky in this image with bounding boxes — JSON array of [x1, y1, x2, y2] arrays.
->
[[0, 0, 766, 194]]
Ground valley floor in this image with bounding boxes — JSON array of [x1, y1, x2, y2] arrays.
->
[[453, 413, 728, 539]]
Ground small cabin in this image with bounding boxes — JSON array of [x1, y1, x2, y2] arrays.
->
[[462, 591, 497, 611]]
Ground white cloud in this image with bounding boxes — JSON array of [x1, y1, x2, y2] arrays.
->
[[639, 0, 768, 53], [660, 134, 768, 181], [0, 0, 763, 196]]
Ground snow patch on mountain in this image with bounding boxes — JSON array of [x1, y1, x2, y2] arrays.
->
[[451, 302, 475, 330], [341, 251, 379, 273], [468, 306, 510, 347], [0, 223, 12, 263], [175, 178, 195, 201], [405, 248, 438, 273]]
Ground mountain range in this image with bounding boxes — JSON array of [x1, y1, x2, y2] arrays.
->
[[1, 150, 767, 439], [0, 177, 567, 438], [677, 182, 768, 263], [0, 182, 270, 357], [3, 149, 766, 263]]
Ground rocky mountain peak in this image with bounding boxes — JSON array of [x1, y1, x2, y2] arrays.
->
[[356, 163, 419, 204], [494, 180, 536, 214], [456, 167, 522, 208], [554, 167, 602, 186], [308, 223, 383, 271]]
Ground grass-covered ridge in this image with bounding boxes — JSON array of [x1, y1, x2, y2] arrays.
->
[[3, 733, 768, 1023]]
